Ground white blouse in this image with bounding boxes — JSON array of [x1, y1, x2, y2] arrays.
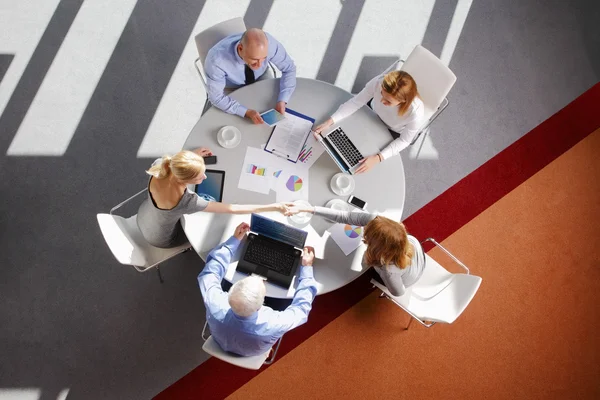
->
[[331, 74, 425, 159]]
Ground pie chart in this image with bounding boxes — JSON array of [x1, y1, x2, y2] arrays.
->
[[286, 175, 303, 192], [344, 224, 362, 239]]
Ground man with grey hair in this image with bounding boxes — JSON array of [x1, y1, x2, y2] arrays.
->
[[204, 28, 296, 124], [198, 222, 316, 356]]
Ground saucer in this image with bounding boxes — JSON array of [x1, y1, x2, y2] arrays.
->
[[288, 199, 312, 226], [330, 173, 355, 196], [217, 126, 241, 149]]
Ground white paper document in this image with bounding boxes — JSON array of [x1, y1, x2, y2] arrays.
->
[[274, 164, 310, 202], [238, 147, 277, 194], [265, 110, 313, 161], [328, 220, 365, 256]]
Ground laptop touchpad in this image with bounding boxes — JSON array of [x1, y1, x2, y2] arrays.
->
[[254, 265, 269, 277]]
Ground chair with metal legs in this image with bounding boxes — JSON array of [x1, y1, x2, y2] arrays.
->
[[201, 321, 283, 370], [371, 238, 482, 329], [96, 189, 191, 283], [193, 17, 277, 115], [383, 45, 457, 155]]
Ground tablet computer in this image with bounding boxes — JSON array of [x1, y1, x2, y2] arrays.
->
[[260, 109, 285, 126], [194, 169, 225, 202]]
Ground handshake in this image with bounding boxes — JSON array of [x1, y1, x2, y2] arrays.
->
[[271, 202, 314, 217]]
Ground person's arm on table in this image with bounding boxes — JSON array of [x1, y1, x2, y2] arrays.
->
[[266, 34, 297, 115], [270, 247, 318, 335], [204, 201, 295, 216], [295, 206, 377, 226], [355, 152, 383, 174], [191, 147, 212, 157], [314, 75, 380, 134]]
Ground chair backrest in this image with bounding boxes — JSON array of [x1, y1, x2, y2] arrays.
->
[[194, 17, 247, 66], [400, 45, 457, 118], [97, 214, 148, 267], [202, 336, 270, 370], [410, 273, 482, 324]]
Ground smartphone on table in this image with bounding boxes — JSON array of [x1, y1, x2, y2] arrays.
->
[[203, 155, 217, 165], [347, 195, 367, 210]]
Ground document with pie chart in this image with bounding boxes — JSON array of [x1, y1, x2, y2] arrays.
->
[[274, 164, 309, 202], [328, 222, 365, 256]]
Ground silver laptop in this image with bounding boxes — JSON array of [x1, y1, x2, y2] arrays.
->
[[317, 126, 370, 174]]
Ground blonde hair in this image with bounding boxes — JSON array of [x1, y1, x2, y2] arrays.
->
[[146, 150, 205, 182], [381, 71, 419, 116], [363, 217, 414, 269]]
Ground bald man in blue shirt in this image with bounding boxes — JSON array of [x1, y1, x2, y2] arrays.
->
[[204, 28, 297, 124]]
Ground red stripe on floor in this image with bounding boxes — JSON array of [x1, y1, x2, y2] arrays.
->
[[154, 82, 600, 400]]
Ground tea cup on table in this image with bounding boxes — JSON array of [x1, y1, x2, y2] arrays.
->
[[220, 128, 236, 146], [336, 175, 351, 192]]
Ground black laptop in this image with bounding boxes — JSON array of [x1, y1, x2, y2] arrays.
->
[[237, 214, 308, 288]]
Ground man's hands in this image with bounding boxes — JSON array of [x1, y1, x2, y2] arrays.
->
[[355, 154, 382, 174], [313, 118, 334, 134], [233, 222, 250, 240], [245, 109, 264, 124], [193, 147, 213, 157], [275, 101, 286, 115], [301, 246, 315, 266]]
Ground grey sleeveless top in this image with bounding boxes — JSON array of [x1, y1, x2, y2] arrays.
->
[[136, 160, 209, 248]]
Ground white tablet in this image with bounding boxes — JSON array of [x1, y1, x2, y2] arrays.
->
[[260, 109, 285, 126]]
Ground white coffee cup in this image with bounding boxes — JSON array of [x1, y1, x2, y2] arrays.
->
[[221, 128, 236, 145], [336, 175, 351, 191]]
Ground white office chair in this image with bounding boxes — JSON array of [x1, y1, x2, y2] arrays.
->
[[201, 321, 282, 370], [371, 238, 482, 328], [96, 189, 191, 282], [384, 45, 457, 154], [193, 17, 277, 115]]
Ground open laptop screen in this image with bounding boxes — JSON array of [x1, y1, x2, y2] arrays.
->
[[250, 214, 307, 249]]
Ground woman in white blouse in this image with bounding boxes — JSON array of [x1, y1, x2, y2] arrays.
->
[[314, 71, 424, 174]]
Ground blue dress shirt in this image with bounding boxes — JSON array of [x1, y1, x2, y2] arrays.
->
[[198, 236, 317, 356], [204, 32, 297, 117]]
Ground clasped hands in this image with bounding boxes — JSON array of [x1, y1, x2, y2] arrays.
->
[[233, 222, 315, 266]]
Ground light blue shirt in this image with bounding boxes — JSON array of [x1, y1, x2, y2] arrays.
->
[[204, 32, 297, 117], [198, 236, 317, 357]]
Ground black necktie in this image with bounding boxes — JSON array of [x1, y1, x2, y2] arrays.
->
[[244, 64, 256, 85]]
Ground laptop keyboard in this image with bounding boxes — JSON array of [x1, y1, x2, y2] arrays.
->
[[328, 127, 364, 167], [244, 237, 296, 276]]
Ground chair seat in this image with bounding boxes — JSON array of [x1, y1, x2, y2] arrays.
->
[[97, 213, 190, 268], [202, 336, 270, 370]]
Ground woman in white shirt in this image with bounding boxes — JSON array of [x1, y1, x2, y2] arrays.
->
[[314, 71, 424, 174]]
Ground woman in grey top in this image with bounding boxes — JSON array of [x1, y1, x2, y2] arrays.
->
[[293, 204, 425, 296], [137, 148, 294, 248]]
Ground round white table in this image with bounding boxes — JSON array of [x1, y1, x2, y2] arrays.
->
[[182, 77, 406, 298]]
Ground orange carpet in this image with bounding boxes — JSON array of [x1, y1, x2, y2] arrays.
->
[[226, 129, 600, 400]]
